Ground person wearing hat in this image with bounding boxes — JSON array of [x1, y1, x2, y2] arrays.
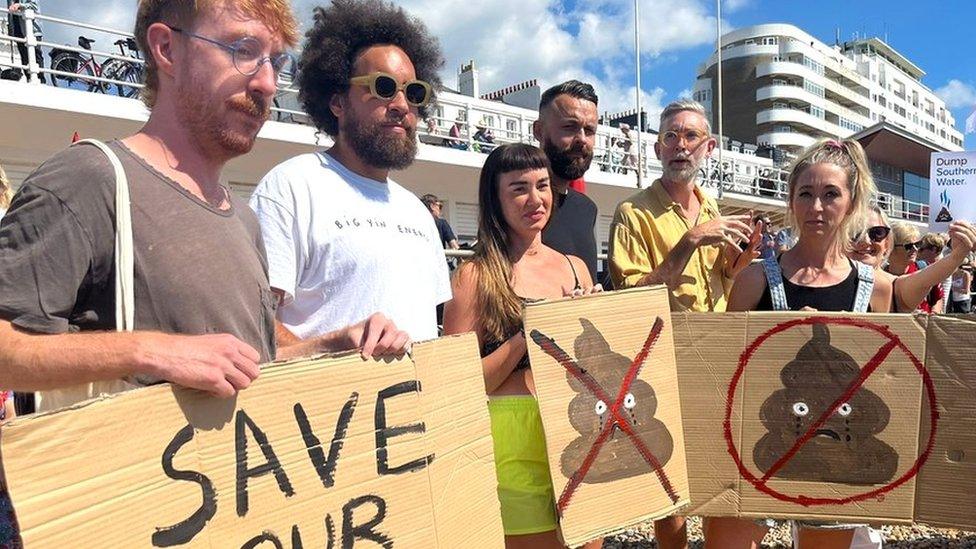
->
[[473, 117, 496, 153]]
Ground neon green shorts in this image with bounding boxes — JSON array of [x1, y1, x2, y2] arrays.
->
[[488, 396, 559, 536]]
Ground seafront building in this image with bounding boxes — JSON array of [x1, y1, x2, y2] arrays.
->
[[0, 11, 963, 279]]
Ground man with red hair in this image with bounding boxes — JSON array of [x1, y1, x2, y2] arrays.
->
[[0, 0, 404, 417]]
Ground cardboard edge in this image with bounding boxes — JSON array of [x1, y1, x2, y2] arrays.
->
[[522, 285, 664, 310]]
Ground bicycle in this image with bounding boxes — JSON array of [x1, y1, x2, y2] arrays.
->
[[49, 36, 105, 93], [50, 36, 142, 97], [101, 38, 143, 98]]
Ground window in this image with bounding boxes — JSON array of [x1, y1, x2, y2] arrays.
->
[[803, 81, 825, 97], [903, 172, 929, 205], [809, 105, 825, 119], [506, 119, 517, 134], [803, 57, 825, 75], [761, 37, 778, 45], [838, 117, 863, 132]]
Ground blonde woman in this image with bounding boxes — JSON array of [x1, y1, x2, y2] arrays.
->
[[0, 163, 12, 218], [885, 222, 945, 313], [715, 139, 893, 548], [850, 206, 975, 312]]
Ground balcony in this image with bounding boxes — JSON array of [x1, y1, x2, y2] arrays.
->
[[756, 61, 872, 110], [756, 131, 816, 149], [756, 107, 850, 136]]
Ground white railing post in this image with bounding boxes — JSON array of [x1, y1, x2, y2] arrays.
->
[[23, 8, 39, 84]]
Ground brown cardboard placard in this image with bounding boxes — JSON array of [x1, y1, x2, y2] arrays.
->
[[914, 314, 976, 531], [0, 333, 504, 548], [674, 311, 976, 529], [524, 286, 690, 547]]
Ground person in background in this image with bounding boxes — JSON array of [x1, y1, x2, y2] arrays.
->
[[886, 223, 943, 313], [774, 226, 797, 254], [0, 163, 11, 218], [534, 80, 599, 283], [950, 256, 973, 313], [918, 232, 953, 313], [849, 206, 976, 312], [444, 143, 599, 549], [421, 193, 459, 250], [6, 1, 45, 83]]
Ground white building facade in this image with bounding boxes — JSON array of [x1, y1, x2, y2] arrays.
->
[[693, 24, 964, 157]]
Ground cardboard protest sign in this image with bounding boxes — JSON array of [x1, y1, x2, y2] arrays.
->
[[929, 150, 976, 231], [675, 312, 976, 530], [0, 334, 504, 548], [914, 314, 976, 530], [524, 287, 690, 547]]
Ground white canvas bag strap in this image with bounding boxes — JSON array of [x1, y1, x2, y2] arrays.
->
[[36, 140, 135, 412], [74, 139, 134, 332]]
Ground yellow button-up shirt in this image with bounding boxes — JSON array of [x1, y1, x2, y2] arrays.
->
[[609, 179, 731, 312]]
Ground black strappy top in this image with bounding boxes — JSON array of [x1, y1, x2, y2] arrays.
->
[[756, 258, 871, 312], [479, 255, 582, 370]]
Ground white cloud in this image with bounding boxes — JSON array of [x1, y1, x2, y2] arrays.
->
[[935, 80, 976, 110], [722, 0, 751, 12], [37, 0, 719, 114]]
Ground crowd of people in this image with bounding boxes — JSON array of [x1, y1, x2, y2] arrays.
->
[[0, 0, 974, 548]]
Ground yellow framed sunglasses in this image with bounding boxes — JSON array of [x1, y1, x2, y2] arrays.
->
[[348, 71, 433, 107]]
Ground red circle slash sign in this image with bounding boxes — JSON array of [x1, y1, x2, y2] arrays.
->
[[724, 316, 939, 506]]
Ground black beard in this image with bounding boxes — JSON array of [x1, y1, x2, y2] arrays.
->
[[543, 138, 593, 180], [342, 116, 417, 171]]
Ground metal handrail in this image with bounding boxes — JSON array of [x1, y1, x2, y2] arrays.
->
[[0, 8, 936, 224], [39, 38, 145, 65]]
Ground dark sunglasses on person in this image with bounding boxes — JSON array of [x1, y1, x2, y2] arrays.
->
[[349, 72, 433, 107], [852, 225, 891, 243], [898, 240, 922, 251]]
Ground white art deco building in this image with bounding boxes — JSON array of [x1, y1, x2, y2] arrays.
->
[[693, 24, 964, 158]]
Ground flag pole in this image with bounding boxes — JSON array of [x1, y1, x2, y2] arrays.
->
[[716, 0, 724, 199], [634, 0, 644, 189]]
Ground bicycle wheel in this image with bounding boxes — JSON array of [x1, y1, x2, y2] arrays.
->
[[51, 53, 101, 92], [104, 60, 141, 98]]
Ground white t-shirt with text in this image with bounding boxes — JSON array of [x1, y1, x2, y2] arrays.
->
[[250, 152, 451, 342]]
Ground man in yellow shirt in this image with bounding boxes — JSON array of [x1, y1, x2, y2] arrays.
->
[[609, 99, 760, 548], [610, 99, 759, 313]]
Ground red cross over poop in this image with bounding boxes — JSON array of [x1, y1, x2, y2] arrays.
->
[[753, 323, 898, 484]]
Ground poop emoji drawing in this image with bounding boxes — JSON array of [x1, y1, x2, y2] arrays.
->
[[753, 323, 898, 484], [531, 317, 678, 514]]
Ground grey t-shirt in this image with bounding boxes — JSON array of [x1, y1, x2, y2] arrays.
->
[[0, 141, 276, 368]]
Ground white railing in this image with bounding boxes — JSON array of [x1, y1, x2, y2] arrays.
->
[[0, 8, 933, 224]]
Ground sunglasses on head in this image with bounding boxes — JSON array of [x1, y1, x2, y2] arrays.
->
[[349, 72, 433, 107], [853, 225, 891, 243]]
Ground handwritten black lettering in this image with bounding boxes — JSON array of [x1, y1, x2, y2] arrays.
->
[[236, 410, 295, 517], [342, 495, 393, 549], [294, 393, 359, 489], [152, 424, 217, 547], [374, 381, 434, 475], [240, 531, 283, 549]]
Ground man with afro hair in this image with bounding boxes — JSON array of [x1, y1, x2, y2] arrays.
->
[[251, 0, 451, 349]]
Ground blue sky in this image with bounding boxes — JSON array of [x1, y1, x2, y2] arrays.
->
[[630, 0, 976, 148], [45, 0, 976, 148]]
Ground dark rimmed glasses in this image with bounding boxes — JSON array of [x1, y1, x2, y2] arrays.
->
[[897, 240, 922, 251], [853, 225, 891, 243], [349, 72, 433, 107], [169, 26, 294, 77]]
